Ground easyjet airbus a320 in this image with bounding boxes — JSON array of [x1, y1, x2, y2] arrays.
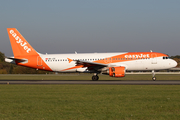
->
[[5, 28, 177, 81]]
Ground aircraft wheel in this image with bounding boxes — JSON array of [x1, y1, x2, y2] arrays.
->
[[92, 75, 99, 81], [113, 73, 115, 77], [152, 77, 156, 81]]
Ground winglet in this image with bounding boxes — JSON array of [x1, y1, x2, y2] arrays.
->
[[67, 58, 73, 63]]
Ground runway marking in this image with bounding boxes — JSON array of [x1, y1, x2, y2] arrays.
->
[[1, 80, 180, 85]]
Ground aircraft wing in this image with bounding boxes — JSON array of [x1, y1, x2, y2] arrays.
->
[[67, 58, 108, 72], [75, 60, 107, 67]]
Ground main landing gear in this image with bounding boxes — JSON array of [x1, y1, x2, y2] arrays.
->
[[92, 73, 99, 81], [152, 70, 156, 81]]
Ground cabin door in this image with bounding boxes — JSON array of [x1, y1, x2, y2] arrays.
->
[[37, 56, 43, 66], [151, 54, 157, 64]]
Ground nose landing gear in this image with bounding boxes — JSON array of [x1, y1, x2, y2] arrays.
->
[[152, 70, 156, 81]]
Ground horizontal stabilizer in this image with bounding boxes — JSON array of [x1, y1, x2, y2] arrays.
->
[[5, 57, 28, 64]]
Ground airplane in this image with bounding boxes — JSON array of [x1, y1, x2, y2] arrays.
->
[[5, 28, 177, 81]]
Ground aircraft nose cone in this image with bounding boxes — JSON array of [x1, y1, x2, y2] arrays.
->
[[171, 60, 177, 68]]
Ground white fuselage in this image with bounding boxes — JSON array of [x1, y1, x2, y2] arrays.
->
[[39, 52, 177, 72]]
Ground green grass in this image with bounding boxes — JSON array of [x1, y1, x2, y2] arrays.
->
[[0, 74, 180, 80], [0, 85, 180, 119]]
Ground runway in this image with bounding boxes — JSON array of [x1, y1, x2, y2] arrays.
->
[[1, 80, 180, 85]]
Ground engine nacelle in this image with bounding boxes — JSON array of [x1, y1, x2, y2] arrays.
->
[[109, 66, 126, 77]]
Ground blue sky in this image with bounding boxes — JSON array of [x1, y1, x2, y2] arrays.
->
[[0, 0, 180, 56]]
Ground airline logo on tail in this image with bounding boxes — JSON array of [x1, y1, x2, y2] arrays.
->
[[9, 30, 31, 53]]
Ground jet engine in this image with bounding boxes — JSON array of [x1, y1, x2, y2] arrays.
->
[[109, 66, 126, 77]]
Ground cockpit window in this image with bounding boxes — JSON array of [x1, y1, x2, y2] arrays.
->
[[163, 57, 170, 59]]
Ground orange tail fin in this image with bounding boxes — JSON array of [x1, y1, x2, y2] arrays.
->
[[7, 28, 38, 57]]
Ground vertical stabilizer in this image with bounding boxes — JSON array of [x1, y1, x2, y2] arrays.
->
[[7, 28, 38, 57]]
